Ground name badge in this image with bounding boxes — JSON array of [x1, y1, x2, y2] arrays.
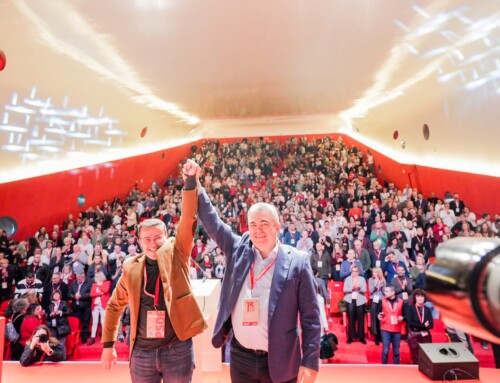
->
[[352, 291, 358, 300], [376, 260, 381, 268], [335, 264, 341, 271], [291, 239, 295, 244], [242, 298, 259, 326], [402, 292, 409, 300], [146, 310, 166, 338], [52, 318, 57, 327], [390, 315, 398, 325], [1, 282, 7, 289], [421, 331, 429, 337], [317, 261, 323, 268], [373, 294, 380, 303]]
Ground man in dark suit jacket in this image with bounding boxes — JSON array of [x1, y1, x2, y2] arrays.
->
[[194, 160, 320, 383]]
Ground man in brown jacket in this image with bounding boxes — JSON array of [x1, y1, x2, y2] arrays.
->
[[101, 162, 207, 382]]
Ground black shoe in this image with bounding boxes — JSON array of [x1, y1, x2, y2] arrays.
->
[[360, 339, 367, 345], [347, 339, 352, 344], [375, 339, 380, 345]]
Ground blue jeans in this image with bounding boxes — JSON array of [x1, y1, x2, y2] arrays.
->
[[130, 339, 194, 383], [381, 331, 401, 364]]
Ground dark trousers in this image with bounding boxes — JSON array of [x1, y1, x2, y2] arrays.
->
[[72, 304, 91, 341], [230, 338, 297, 383], [407, 331, 432, 364], [346, 302, 365, 341]]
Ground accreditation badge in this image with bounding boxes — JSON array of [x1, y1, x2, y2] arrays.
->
[[317, 261, 323, 268], [1, 282, 7, 289], [376, 260, 381, 268], [242, 298, 259, 326], [402, 292, 409, 300], [146, 310, 166, 338], [373, 294, 380, 303], [390, 315, 398, 325]]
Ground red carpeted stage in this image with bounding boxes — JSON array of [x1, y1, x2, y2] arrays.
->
[[3, 361, 500, 383]]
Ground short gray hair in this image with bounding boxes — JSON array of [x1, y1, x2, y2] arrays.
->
[[247, 203, 280, 226], [137, 218, 167, 238]]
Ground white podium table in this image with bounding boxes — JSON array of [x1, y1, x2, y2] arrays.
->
[[191, 279, 222, 383]]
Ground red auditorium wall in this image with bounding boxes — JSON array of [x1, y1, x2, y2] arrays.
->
[[0, 142, 196, 241], [1, 133, 498, 241]]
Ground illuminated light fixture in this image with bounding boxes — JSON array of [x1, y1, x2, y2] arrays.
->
[[35, 116, 71, 126], [36, 146, 62, 153], [28, 139, 60, 146], [66, 132, 92, 138], [103, 128, 128, 136], [0, 125, 28, 133], [20, 153, 41, 160], [24, 98, 52, 108], [66, 151, 87, 158], [77, 117, 118, 125], [2, 144, 25, 152], [44, 127, 67, 135], [84, 139, 109, 145], [5, 105, 37, 114], [40, 108, 87, 118], [132, 95, 200, 125]]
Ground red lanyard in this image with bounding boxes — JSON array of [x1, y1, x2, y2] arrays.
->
[[375, 250, 381, 260], [387, 300, 398, 313], [416, 305, 425, 323], [395, 276, 405, 288], [250, 257, 278, 290], [352, 277, 359, 290], [143, 268, 161, 308]]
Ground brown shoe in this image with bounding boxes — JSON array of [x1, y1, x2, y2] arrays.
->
[[87, 337, 95, 346]]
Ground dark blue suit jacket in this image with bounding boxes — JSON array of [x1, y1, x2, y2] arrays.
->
[[197, 188, 320, 382]]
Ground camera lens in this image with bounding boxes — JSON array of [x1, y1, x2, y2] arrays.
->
[[39, 334, 49, 343]]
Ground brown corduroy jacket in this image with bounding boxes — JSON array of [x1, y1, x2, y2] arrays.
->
[[102, 189, 207, 354]]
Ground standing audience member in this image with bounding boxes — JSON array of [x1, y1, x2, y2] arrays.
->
[[377, 285, 405, 364], [20, 325, 66, 366], [88, 272, 111, 345], [0, 258, 15, 302], [343, 265, 367, 344], [69, 272, 92, 344], [369, 268, 386, 345], [47, 290, 71, 346], [407, 289, 434, 364]]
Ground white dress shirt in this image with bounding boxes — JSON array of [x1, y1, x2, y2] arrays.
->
[[232, 241, 279, 351]]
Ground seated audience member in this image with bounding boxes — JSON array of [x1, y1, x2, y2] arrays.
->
[[369, 267, 386, 345], [19, 303, 44, 348], [20, 325, 66, 366], [47, 290, 71, 346], [0, 258, 15, 302], [88, 272, 111, 345], [406, 289, 434, 364], [343, 265, 367, 344], [14, 272, 43, 300], [61, 264, 76, 287], [8, 298, 29, 360]]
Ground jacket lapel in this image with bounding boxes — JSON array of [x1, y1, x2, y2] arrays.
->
[[130, 255, 145, 308], [268, 246, 292, 323]]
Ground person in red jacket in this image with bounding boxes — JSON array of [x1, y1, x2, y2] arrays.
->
[[19, 303, 43, 347], [376, 284, 405, 364], [88, 272, 111, 345]]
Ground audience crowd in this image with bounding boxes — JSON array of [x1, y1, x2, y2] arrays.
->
[[1, 135, 499, 364]]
